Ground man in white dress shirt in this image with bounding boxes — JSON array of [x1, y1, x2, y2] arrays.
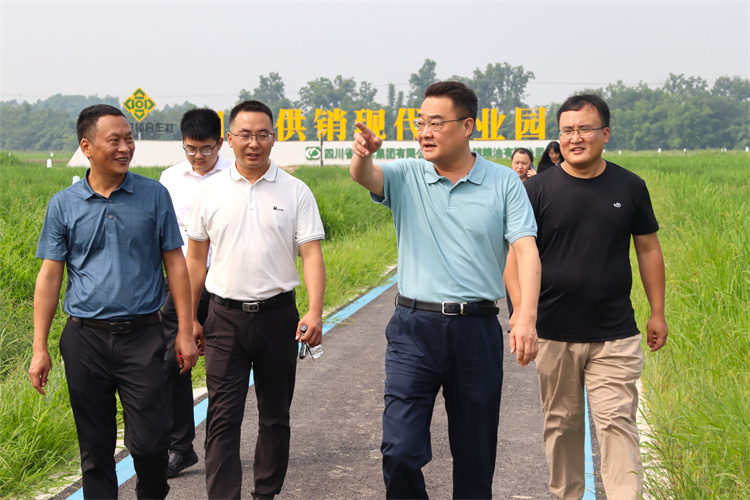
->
[[159, 108, 231, 477]]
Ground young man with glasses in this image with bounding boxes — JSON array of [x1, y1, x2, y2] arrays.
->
[[185, 100, 325, 500], [350, 81, 541, 499], [505, 94, 668, 500], [158, 108, 231, 478]]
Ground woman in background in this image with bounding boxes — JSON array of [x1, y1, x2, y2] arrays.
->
[[536, 141, 563, 173], [511, 147, 536, 182]]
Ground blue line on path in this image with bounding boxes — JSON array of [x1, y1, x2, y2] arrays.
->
[[66, 275, 399, 499], [583, 389, 596, 499]]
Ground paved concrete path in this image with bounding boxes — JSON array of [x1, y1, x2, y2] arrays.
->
[[112, 283, 556, 499]]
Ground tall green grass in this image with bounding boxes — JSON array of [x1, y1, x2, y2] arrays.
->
[[2, 152, 747, 498], [0, 160, 395, 498], [620, 153, 750, 499]]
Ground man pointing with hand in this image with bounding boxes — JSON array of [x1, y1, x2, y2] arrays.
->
[[349, 81, 541, 499]]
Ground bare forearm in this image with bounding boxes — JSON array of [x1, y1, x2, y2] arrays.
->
[[350, 154, 374, 184], [503, 246, 521, 310], [301, 243, 326, 317], [32, 261, 64, 351], [638, 251, 666, 315], [186, 241, 209, 319], [514, 241, 541, 324], [634, 234, 666, 315]]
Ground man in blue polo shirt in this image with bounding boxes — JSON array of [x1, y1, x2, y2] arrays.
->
[[350, 81, 541, 499], [28, 104, 199, 499]]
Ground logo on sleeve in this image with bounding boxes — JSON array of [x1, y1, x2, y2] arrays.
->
[[273, 206, 284, 211], [613, 202, 622, 208]]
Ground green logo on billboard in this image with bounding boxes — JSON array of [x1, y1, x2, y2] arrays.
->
[[305, 147, 321, 160], [123, 88, 156, 122]]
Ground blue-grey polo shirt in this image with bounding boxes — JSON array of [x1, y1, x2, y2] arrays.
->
[[36, 170, 183, 320], [372, 154, 537, 303]]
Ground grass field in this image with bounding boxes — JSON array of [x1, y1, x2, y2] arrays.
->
[[0, 150, 748, 498], [619, 153, 749, 499]]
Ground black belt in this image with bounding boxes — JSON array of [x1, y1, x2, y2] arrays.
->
[[70, 311, 162, 334], [211, 290, 295, 313], [396, 293, 499, 317]]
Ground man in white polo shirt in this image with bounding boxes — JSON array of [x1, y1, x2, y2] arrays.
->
[[158, 108, 231, 478], [186, 100, 326, 500]]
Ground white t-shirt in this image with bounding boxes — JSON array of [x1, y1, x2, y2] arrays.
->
[[159, 154, 231, 265], [187, 160, 325, 301]]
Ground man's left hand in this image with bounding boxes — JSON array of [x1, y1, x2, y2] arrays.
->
[[297, 313, 323, 347], [175, 330, 199, 374], [509, 319, 538, 367], [646, 313, 668, 352]]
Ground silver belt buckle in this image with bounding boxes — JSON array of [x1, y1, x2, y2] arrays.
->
[[441, 301, 461, 316], [242, 302, 260, 313]]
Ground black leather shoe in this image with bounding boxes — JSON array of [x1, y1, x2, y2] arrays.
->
[[167, 449, 199, 478]]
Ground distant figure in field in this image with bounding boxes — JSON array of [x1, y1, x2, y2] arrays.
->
[[505, 94, 668, 500], [158, 108, 231, 478], [536, 141, 563, 174], [29, 104, 198, 499]]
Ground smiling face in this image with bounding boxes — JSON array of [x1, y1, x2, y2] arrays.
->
[[417, 96, 473, 168], [559, 104, 609, 173], [80, 114, 134, 179], [227, 110, 275, 181]]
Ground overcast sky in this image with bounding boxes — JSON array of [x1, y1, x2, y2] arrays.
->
[[1, 0, 748, 111]]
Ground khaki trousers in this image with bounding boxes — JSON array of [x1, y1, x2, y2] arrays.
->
[[536, 334, 644, 500]]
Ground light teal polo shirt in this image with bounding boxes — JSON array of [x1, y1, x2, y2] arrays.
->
[[372, 154, 537, 303]]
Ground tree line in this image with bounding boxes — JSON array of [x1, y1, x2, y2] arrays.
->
[[1, 60, 747, 151]]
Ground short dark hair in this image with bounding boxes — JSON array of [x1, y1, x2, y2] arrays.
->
[[424, 81, 478, 123], [229, 100, 274, 128], [557, 94, 610, 128], [181, 108, 222, 142], [512, 147, 534, 163], [77, 104, 125, 143]]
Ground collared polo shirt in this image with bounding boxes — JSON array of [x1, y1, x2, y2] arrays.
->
[[36, 170, 184, 320], [187, 160, 325, 301], [373, 154, 537, 303], [159, 154, 231, 264]]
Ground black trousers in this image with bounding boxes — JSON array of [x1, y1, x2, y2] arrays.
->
[[60, 318, 170, 499], [203, 300, 299, 500], [161, 286, 210, 454]]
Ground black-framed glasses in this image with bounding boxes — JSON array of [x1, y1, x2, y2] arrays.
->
[[183, 141, 219, 156], [229, 132, 274, 144], [559, 127, 606, 139], [412, 117, 468, 131]]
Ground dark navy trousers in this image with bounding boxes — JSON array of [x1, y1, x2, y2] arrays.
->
[[382, 305, 504, 499]]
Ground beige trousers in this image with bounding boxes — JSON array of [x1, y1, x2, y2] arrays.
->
[[536, 335, 644, 500]]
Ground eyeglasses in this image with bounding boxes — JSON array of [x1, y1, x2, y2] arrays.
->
[[229, 132, 274, 144], [183, 141, 219, 156], [559, 127, 606, 139], [412, 117, 468, 131]]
